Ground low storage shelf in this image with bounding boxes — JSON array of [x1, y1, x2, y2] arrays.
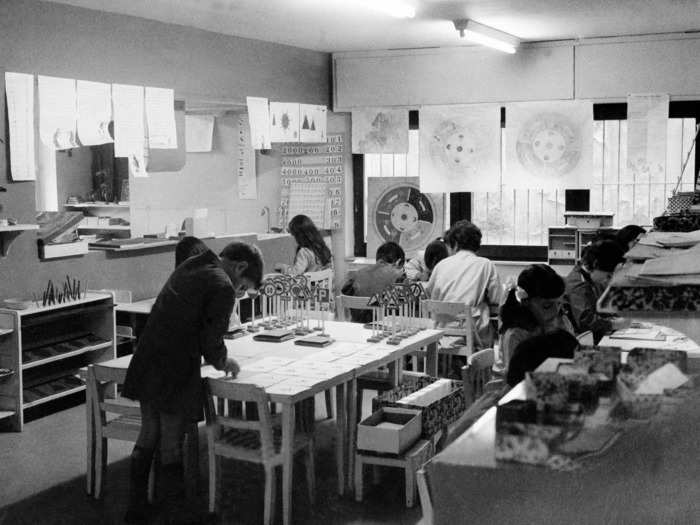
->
[[0, 292, 116, 431]]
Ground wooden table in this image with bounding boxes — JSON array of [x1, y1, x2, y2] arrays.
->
[[422, 357, 700, 525], [84, 321, 443, 525]]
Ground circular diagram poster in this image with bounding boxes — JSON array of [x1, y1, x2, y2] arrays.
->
[[505, 100, 593, 190]]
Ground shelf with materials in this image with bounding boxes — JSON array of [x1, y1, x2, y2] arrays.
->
[[0, 224, 39, 257], [78, 225, 131, 232], [0, 293, 115, 431], [65, 202, 130, 209]]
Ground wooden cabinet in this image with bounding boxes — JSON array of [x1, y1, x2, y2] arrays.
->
[[547, 226, 617, 266], [0, 293, 116, 431]]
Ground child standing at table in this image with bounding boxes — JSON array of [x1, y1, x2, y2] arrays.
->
[[404, 237, 449, 282], [275, 214, 332, 275]]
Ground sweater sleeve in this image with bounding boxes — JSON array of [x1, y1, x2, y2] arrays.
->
[[199, 282, 235, 370], [404, 252, 427, 281], [286, 247, 315, 276]]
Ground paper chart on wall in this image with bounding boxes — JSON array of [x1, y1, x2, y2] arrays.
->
[[351, 107, 408, 153], [505, 100, 593, 189], [299, 104, 327, 143], [246, 96, 271, 149], [627, 93, 669, 184], [419, 104, 501, 193], [112, 84, 147, 178], [5, 72, 36, 181], [76, 80, 113, 146], [270, 102, 300, 143], [38, 75, 79, 150], [185, 114, 214, 152], [237, 113, 257, 199], [145, 86, 177, 149]]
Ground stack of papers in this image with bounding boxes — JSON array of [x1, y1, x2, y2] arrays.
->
[[635, 363, 689, 395], [609, 328, 665, 341]]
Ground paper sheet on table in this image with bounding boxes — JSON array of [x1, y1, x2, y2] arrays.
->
[[38, 75, 78, 150], [609, 328, 665, 341], [145, 87, 177, 149], [240, 373, 290, 388], [185, 114, 214, 152], [635, 363, 689, 395], [265, 378, 311, 396], [112, 84, 147, 177], [76, 80, 113, 145], [5, 72, 36, 181], [245, 357, 295, 372], [200, 365, 227, 379], [246, 96, 271, 149]]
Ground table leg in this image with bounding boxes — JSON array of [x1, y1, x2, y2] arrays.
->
[[426, 341, 439, 377], [388, 358, 401, 387], [335, 382, 347, 496], [85, 383, 94, 495], [282, 402, 296, 525], [346, 378, 358, 494]]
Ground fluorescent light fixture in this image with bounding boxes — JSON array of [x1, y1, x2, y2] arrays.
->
[[453, 19, 519, 54], [355, 0, 416, 18]]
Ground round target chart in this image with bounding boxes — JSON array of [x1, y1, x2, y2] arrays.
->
[[429, 120, 480, 175], [373, 183, 439, 254], [516, 112, 582, 177]]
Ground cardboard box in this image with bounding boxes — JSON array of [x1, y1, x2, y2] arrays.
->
[[357, 407, 422, 455]]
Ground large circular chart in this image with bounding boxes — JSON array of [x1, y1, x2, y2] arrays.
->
[[516, 112, 582, 177], [373, 183, 439, 254]]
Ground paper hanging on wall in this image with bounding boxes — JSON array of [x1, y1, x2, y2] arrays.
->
[[419, 104, 501, 193], [270, 102, 300, 143], [5, 72, 36, 181], [185, 114, 214, 152], [38, 75, 79, 150], [299, 104, 327, 143], [505, 100, 593, 190], [145, 86, 177, 149], [246, 96, 271, 149], [351, 107, 408, 153], [76, 80, 113, 146], [237, 113, 257, 199], [112, 84, 147, 178], [288, 180, 327, 228], [627, 93, 669, 185]]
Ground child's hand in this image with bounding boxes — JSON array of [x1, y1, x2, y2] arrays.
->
[[223, 358, 240, 379]]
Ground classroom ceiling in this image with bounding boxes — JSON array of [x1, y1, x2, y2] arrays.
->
[[48, 0, 700, 52]]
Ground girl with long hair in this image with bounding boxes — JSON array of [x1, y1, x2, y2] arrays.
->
[[275, 214, 332, 275]]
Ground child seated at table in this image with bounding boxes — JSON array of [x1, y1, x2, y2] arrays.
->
[[341, 241, 406, 323], [496, 264, 575, 376], [274, 214, 332, 275], [404, 237, 449, 282]]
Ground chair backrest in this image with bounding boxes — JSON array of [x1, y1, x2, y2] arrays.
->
[[87, 364, 140, 432], [335, 294, 377, 322], [576, 330, 594, 346], [461, 348, 495, 405], [205, 378, 276, 460], [421, 300, 477, 349]]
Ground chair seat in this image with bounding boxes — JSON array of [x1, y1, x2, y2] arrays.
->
[[216, 426, 311, 457], [102, 414, 142, 441]]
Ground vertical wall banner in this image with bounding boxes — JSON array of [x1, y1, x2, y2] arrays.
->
[[113, 84, 147, 178], [38, 75, 79, 150], [299, 104, 327, 143], [76, 80, 113, 146], [237, 113, 257, 199], [246, 96, 272, 149], [505, 100, 593, 190], [419, 104, 501, 193], [627, 93, 669, 184], [5, 72, 36, 181], [270, 102, 300, 143], [278, 134, 345, 230], [351, 107, 408, 153], [185, 114, 215, 152]]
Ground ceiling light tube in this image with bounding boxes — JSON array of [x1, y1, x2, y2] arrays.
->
[[454, 19, 519, 54], [356, 0, 416, 18]]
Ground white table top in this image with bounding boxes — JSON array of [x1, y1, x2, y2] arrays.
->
[[115, 297, 156, 314], [599, 323, 700, 356]]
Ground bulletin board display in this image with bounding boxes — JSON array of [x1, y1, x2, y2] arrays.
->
[[278, 134, 344, 230]]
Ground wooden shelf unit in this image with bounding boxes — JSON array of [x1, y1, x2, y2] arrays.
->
[[0, 292, 116, 431]]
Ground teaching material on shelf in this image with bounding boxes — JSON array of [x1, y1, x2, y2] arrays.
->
[[5, 72, 36, 181], [88, 237, 177, 251], [65, 201, 130, 208], [36, 211, 86, 259]]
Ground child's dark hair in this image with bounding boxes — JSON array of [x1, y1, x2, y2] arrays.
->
[[445, 220, 482, 252], [616, 225, 645, 249], [288, 214, 332, 267], [500, 264, 566, 333], [424, 238, 448, 271], [175, 236, 208, 268], [219, 242, 264, 288], [581, 240, 624, 273], [376, 242, 405, 266]]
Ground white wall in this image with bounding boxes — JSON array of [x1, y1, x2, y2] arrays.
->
[[333, 34, 700, 109]]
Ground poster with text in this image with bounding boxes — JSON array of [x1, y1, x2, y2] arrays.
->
[[351, 107, 408, 153], [38, 75, 79, 150], [419, 104, 501, 193], [505, 100, 593, 189], [76, 80, 113, 146], [5, 72, 36, 181], [246, 96, 271, 149]]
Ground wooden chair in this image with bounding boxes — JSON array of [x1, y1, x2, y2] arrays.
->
[[460, 348, 494, 406], [416, 468, 434, 524], [306, 269, 335, 418], [336, 294, 396, 419], [87, 364, 198, 500], [421, 300, 479, 377], [205, 379, 315, 525]]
